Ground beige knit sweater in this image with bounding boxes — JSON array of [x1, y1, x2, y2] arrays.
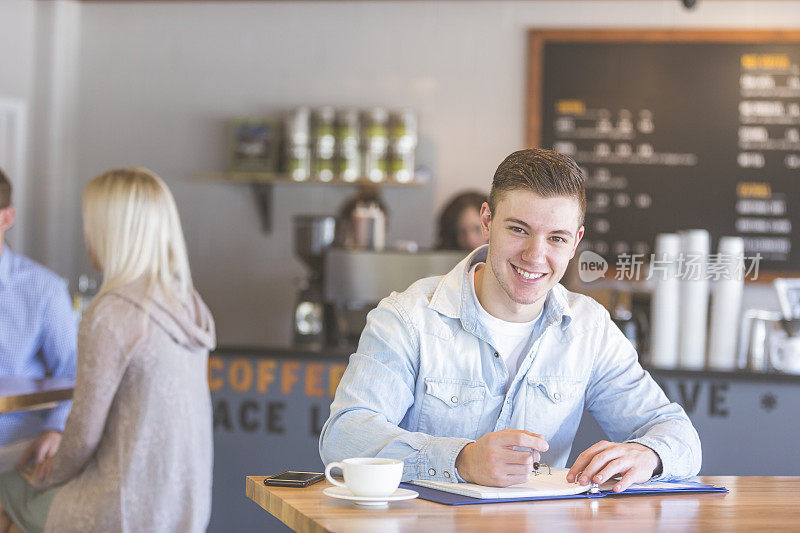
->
[[35, 279, 216, 533]]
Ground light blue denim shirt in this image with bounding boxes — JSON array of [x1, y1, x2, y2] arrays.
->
[[320, 246, 701, 483]]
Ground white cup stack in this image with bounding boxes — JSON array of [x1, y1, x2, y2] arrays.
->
[[678, 230, 710, 370], [707, 237, 745, 371], [650, 233, 681, 369]]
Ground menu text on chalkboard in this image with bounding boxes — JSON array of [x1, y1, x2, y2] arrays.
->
[[528, 30, 800, 273]]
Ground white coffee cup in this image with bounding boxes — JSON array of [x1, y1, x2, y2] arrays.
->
[[324, 458, 403, 497]]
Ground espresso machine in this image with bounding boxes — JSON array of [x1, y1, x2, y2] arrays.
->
[[293, 212, 468, 348], [292, 215, 338, 348], [323, 248, 466, 346]]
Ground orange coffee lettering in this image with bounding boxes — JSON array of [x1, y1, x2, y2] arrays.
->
[[207, 356, 224, 392], [281, 361, 301, 395], [304, 363, 325, 397], [328, 364, 347, 398], [257, 359, 277, 393], [228, 358, 253, 392]]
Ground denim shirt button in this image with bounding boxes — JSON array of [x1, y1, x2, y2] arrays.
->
[[494, 352, 499, 358], [428, 468, 436, 476], [554, 393, 562, 401], [450, 396, 458, 404], [444, 471, 451, 478]]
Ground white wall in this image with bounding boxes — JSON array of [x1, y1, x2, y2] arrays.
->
[[29, 0, 82, 271], [0, 1, 36, 104], [0, 0, 37, 254], [0, 0, 81, 266], [22, 0, 800, 346]]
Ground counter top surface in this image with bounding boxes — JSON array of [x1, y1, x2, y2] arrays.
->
[[213, 346, 800, 381], [0, 377, 75, 414], [215, 345, 353, 359], [246, 476, 800, 532]]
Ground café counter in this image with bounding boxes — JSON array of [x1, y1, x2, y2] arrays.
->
[[208, 345, 800, 533]]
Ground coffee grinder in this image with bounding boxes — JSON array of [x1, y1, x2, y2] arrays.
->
[[292, 215, 338, 348]]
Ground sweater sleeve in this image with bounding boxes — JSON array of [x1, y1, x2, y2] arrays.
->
[[35, 318, 133, 488]]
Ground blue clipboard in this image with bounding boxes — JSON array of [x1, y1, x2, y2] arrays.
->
[[400, 480, 728, 506]]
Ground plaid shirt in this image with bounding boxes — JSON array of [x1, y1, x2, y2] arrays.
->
[[0, 243, 77, 445]]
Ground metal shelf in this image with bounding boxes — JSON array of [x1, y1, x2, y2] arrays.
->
[[197, 171, 428, 233], [196, 171, 427, 187]]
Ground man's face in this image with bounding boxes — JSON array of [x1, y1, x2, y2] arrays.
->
[[0, 205, 15, 244], [480, 189, 584, 318]]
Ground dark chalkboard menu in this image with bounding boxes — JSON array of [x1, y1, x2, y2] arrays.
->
[[527, 30, 800, 274]]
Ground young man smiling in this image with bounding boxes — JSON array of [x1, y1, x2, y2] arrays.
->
[[320, 148, 701, 491]]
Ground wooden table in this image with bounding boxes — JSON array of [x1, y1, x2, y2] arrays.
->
[[246, 476, 800, 532], [0, 377, 75, 413]]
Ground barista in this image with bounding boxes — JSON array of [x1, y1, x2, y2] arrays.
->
[[335, 188, 388, 250], [436, 191, 488, 251]]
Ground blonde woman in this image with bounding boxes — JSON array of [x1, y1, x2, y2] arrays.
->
[[0, 168, 215, 533]]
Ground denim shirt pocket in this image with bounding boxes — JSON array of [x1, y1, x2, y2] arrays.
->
[[524, 377, 584, 439], [417, 377, 486, 440]]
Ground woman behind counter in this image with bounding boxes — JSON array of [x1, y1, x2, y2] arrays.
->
[[436, 191, 488, 251], [0, 168, 216, 533]]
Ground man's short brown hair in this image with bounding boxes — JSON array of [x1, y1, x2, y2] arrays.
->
[[0, 168, 11, 209], [488, 148, 586, 227]]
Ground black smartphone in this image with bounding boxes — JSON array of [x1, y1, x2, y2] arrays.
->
[[263, 471, 325, 488]]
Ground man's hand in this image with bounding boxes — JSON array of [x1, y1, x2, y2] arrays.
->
[[567, 441, 660, 493], [455, 429, 549, 487], [15, 430, 62, 474]]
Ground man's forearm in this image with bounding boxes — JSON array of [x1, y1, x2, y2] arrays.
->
[[628, 418, 701, 480], [320, 407, 472, 483], [40, 401, 71, 432]]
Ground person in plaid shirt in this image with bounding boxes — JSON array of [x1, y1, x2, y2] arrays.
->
[[0, 169, 76, 474]]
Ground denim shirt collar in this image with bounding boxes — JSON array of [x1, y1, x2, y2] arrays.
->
[[0, 243, 12, 288], [428, 245, 573, 337]]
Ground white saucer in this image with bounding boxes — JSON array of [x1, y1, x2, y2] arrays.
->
[[323, 486, 418, 507]]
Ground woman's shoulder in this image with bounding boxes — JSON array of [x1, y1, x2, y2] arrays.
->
[[80, 279, 215, 352], [80, 282, 149, 338]]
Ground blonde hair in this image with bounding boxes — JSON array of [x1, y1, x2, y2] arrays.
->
[[82, 167, 192, 301]]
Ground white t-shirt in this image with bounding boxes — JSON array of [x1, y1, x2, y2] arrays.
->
[[469, 263, 543, 390]]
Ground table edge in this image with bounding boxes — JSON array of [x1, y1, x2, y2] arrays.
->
[[246, 476, 331, 533], [0, 387, 74, 413]]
